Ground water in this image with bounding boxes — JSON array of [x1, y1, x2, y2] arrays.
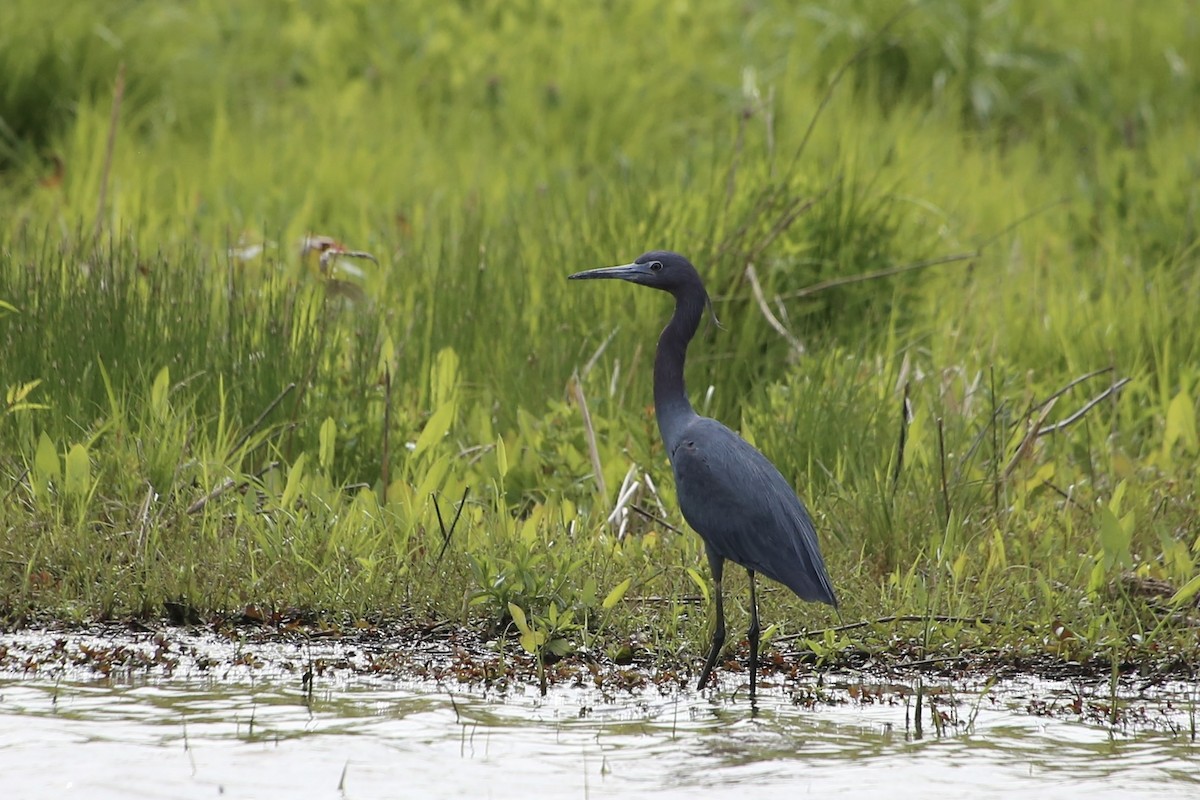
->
[[2, 632, 1197, 799]]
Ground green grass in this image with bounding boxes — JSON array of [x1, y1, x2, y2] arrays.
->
[[2, 0, 1198, 678]]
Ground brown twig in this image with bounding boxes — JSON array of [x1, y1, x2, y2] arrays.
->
[[776, 614, 1027, 643], [1003, 398, 1058, 478], [570, 372, 607, 499], [744, 193, 825, 266], [782, 251, 978, 300], [892, 654, 974, 670], [892, 379, 912, 490], [1029, 366, 1114, 414], [187, 461, 279, 514], [434, 486, 471, 565], [187, 478, 236, 515], [230, 382, 296, 456], [134, 481, 156, 556], [744, 263, 806, 356], [581, 327, 619, 381], [716, 181, 837, 299], [3, 467, 30, 503], [1042, 479, 1088, 511], [950, 398, 1010, 490], [1036, 378, 1130, 437], [626, 594, 705, 605], [627, 503, 686, 536], [724, 194, 1066, 308]]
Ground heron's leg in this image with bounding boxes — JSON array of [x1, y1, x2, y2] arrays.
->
[[697, 549, 726, 691], [747, 569, 760, 701]]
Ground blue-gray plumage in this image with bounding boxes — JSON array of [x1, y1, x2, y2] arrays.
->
[[569, 250, 837, 699]]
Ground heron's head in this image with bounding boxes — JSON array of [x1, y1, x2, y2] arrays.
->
[[568, 251, 703, 296]]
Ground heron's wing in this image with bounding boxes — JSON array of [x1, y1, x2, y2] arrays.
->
[[670, 417, 837, 606]]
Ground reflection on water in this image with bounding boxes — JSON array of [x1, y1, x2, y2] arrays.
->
[[0, 647, 1197, 798]]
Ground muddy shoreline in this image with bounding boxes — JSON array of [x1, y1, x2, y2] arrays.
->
[[3, 616, 1197, 720]]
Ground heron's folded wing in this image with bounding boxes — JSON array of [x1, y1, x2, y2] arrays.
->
[[671, 418, 837, 606]]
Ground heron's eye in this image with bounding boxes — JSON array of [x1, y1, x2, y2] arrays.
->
[[649, 261, 663, 271]]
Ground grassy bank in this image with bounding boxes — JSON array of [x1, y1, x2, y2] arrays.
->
[[2, 0, 1198, 680]]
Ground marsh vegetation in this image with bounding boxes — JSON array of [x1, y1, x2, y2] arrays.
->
[[1, 0, 1198, 686]]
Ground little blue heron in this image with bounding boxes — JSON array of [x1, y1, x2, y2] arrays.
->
[[569, 251, 838, 700]]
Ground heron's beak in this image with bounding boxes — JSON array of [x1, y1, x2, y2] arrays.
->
[[567, 262, 642, 281]]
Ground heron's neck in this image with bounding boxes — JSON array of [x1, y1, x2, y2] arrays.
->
[[654, 288, 705, 452]]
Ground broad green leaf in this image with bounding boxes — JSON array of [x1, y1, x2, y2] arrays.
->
[[1097, 507, 1132, 570], [519, 503, 545, 544], [413, 402, 454, 456], [602, 577, 632, 610], [318, 417, 337, 470], [507, 602, 530, 634], [1170, 573, 1200, 606], [580, 577, 597, 607], [5, 399, 50, 414], [1111, 452, 1136, 479], [413, 454, 451, 501], [151, 366, 171, 420], [386, 477, 413, 508], [6, 379, 42, 407], [432, 347, 460, 408], [281, 453, 309, 508], [1023, 462, 1055, 493], [740, 417, 756, 448], [951, 551, 969, 582], [686, 567, 711, 604], [1108, 480, 1128, 516], [35, 432, 60, 485], [1164, 390, 1198, 454], [379, 334, 396, 371], [1159, 529, 1193, 577], [468, 404, 495, 444], [984, 527, 1007, 575], [556, 607, 574, 628], [97, 359, 121, 420], [4, 380, 50, 412], [496, 435, 508, 478], [64, 444, 91, 497], [520, 629, 546, 653], [517, 408, 543, 450]]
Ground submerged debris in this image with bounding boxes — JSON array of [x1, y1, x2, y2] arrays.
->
[[2, 618, 1197, 736], [1, 613, 1197, 731]]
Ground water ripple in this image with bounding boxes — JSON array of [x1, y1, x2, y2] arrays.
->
[[0, 670, 1197, 799]]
